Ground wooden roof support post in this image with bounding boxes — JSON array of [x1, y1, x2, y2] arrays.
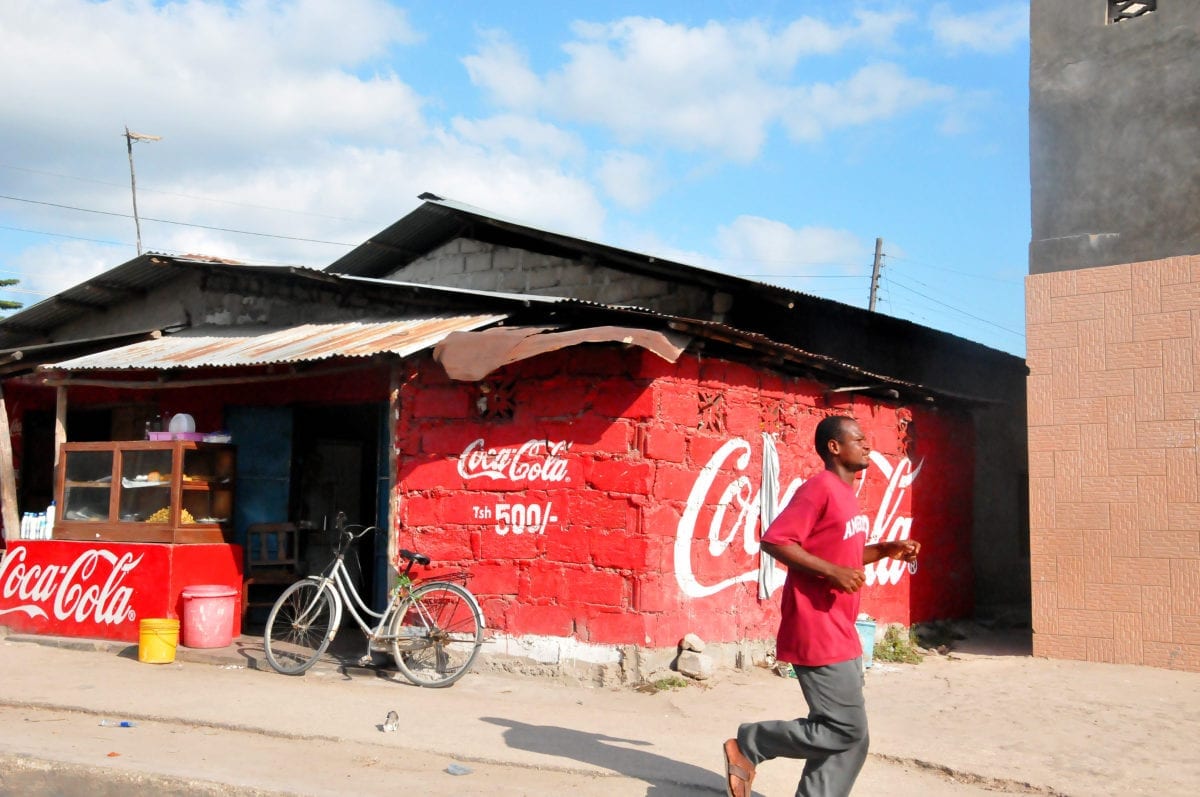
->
[[55, 387, 67, 468], [388, 361, 401, 576], [0, 383, 19, 542]]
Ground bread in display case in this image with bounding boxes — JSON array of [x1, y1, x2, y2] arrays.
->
[[55, 441, 235, 544]]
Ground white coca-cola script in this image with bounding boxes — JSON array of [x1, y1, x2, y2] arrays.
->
[[0, 546, 142, 626], [457, 438, 571, 483], [674, 437, 922, 598]]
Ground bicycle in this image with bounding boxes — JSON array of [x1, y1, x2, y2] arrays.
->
[[262, 513, 485, 687]]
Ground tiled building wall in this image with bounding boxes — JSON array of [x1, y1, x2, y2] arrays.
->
[[1027, 256, 1200, 671]]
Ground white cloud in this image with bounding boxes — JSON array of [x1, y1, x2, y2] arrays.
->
[[461, 30, 545, 109], [595, 151, 661, 211], [929, 3, 1028, 54], [10, 240, 124, 301], [715, 216, 867, 279], [611, 215, 869, 298], [462, 14, 941, 161], [784, 63, 956, 141], [0, 0, 609, 296], [450, 114, 585, 162], [2, 0, 427, 160]]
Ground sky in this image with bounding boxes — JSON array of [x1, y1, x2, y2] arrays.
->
[[0, 0, 1030, 356]]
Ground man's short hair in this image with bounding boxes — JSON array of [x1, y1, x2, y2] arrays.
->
[[815, 415, 854, 462]]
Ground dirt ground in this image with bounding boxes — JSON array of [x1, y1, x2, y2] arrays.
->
[[0, 626, 1197, 796]]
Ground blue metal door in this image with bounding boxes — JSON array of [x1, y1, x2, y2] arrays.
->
[[226, 406, 293, 547]]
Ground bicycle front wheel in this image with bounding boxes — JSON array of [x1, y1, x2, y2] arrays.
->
[[389, 582, 484, 688], [264, 580, 335, 675]]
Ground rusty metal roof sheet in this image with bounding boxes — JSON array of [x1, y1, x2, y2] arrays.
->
[[40, 315, 506, 372]]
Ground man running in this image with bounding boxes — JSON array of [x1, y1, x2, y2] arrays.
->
[[723, 415, 921, 797]]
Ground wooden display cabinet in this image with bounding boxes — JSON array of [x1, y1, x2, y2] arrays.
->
[[54, 441, 235, 544]]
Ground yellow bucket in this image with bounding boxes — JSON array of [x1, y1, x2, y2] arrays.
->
[[138, 618, 180, 664]]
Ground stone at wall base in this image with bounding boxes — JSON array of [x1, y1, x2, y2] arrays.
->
[[676, 650, 714, 680]]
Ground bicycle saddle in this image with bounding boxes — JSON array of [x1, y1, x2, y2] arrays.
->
[[398, 549, 431, 566]]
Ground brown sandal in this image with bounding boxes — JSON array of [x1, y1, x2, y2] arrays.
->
[[723, 738, 756, 797]]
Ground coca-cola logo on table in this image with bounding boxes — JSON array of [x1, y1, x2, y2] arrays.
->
[[0, 545, 141, 626], [457, 438, 571, 483]]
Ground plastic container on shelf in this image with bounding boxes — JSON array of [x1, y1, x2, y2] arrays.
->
[[168, 413, 196, 433], [180, 584, 238, 648]]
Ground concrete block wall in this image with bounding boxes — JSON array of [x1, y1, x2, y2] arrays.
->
[[394, 345, 974, 660], [387, 238, 714, 318], [1027, 255, 1200, 671]]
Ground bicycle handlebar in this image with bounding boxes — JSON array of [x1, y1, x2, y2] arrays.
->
[[332, 513, 435, 571], [334, 523, 378, 554]]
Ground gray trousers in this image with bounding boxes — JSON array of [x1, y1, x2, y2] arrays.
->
[[736, 658, 868, 797]]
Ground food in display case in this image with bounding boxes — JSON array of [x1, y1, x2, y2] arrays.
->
[[55, 441, 235, 544]]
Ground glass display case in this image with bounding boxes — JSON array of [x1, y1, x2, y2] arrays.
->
[[55, 441, 235, 543]]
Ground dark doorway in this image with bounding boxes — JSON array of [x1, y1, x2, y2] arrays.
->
[[290, 404, 383, 607], [19, 407, 114, 514]]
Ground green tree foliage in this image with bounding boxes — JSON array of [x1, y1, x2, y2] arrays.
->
[[0, 278, 23, 313]]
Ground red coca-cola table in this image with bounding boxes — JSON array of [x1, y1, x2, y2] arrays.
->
[[0, 540, 243, 642]]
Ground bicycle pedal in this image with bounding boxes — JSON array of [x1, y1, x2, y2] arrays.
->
[[357, 654, 375, 667]]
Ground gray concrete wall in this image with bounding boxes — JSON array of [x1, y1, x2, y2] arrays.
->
[[1030, 1, 1200, 273], [971, 400, 1031, 618], [387, 238, 716, 318], [49, 271, 384, 344]]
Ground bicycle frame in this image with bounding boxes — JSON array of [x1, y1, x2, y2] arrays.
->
[[299, 534, 439, 655], [301, 541, 397, 647], [263, 516, 485, 684]]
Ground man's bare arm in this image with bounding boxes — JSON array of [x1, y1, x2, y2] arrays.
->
[[762, 540, 866, 593], [864, 539, 920, 564]]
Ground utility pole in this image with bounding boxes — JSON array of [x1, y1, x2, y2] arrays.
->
[[124, 127, 161, 255], [868, 237, 883, 312]]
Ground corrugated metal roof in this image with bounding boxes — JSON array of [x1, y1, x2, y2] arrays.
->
[[336, 273, 572, 307], [322, 196, 1023, 366], [0, 254, 320, 349], [40, 315, 506, 372], [324, 195, 787, 297]]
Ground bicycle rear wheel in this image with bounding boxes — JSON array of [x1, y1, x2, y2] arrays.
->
[[389, 582, 484, 688], [264, 580, 335, 675]]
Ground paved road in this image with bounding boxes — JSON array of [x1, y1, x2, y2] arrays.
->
[[1, 628, 1197, 796]]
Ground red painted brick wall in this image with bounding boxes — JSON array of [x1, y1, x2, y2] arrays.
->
[[1028, 256, 1200, 671], [396, 347, 975, 649]]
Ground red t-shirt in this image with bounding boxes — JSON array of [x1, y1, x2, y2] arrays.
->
[[761, 469, 869, 667]]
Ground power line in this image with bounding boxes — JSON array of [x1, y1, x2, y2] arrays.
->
[[0, 193, 356, 247], [882, 275, 1024, 338], [883, 252, 1022, 284], [734, 273, 866, 280], [0, 223, 132, 248], [0, 162, 356, 222], [889, 264, 1024, 322], [0, 285, 53, 297]]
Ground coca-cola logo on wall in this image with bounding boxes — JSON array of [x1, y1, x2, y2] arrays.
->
[[674, 436, 921, 598], [0, 546, 141, 626], [457, 438, 571, 483]]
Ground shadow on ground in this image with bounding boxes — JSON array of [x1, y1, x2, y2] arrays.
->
[[235, 623, 417, 685], [952, 627, 1032, 657], [481, 716, 735, 796]]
